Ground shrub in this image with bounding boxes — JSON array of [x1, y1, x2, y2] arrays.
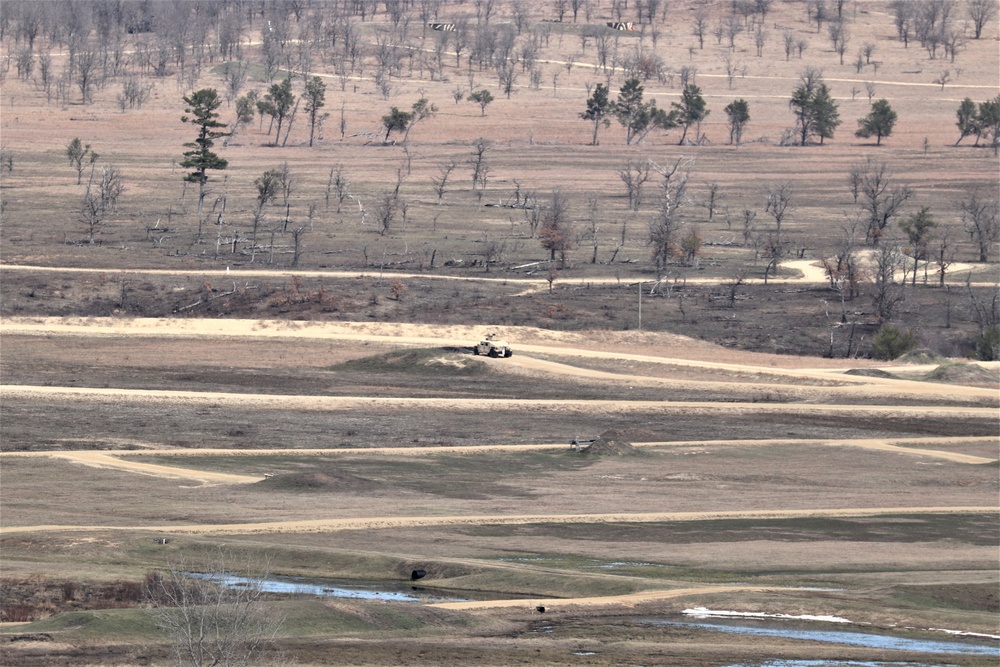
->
[[872, 324, 917, 360], [975, 325, 1000, 361]]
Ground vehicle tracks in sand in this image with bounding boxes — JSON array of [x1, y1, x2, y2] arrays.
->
[[3, 317, 997, 403], [2, 437, 994, 487], [1, 506, 993, 537]]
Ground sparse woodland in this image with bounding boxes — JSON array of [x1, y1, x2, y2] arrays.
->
[[0, 0, 998, 359]]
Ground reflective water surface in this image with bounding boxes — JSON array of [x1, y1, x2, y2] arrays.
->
[[649, 620, 999, 657]]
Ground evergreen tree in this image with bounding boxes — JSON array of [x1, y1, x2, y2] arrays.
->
[[899, 207, 936, 286], [580, 83, 613, 146], [303, 76, 326, 147], [723, 99, 750, 145], [855, 98, 897, 145], [955, 97, 978, 145], [180, 89, 228, 214], [381, 107, 413, 142], [257, 76, 295, 145], [467, 89, 494, 116], [615, 78, 678, 145], [672, 83, 709, 145], [974, 96, 1000, 149], [789, 71, 840, 145], [812, 83, 841, 145]]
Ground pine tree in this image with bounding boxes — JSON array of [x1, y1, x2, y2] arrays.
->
[[580, 83, 613, 146], [855, 99, 897, 145], [672, 84, 709, 145], [180, 89, 228, 214]]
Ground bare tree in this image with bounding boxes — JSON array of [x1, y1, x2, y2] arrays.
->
[[432, 160, 456, 201], [616, 159, 652, 212], [967, 0, 996, 39], [932, 69, 951, 90], [469, 137, 491, 193], [79, 165, 125, 244], [870, 238, 906, 322], [252, 169, 281, 259], [934, 231, 953, 287], [374, 190, 400, 236], [741, 207, 758, 246], [960, 186, 999, 262], [692, 10, 708, 49], [725, 268, 747, 308], [782, 30, 796, 61], [146, 553, 283, 667], [890, 0, 914, 46], [648, 160, 690, 280], [587, 196, 600, 263], [326, 165, 349, 213], [823, 218, 863, 302], [539, 189, 573, 268], [76, 48, 100, 104], [765, 183, 793, 237], [760, 232, 789, 284], [721, 52, 743, 90], [703, 183, 720, 223], [853, 157, 913, 245], [828, 20, 849, 64], [754, 25, 768, 57]]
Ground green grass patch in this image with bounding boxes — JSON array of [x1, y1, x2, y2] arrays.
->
[[4, 607, 163, 640]]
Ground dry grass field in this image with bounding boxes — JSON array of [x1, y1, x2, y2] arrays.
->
[[1, 1, 998, 665]]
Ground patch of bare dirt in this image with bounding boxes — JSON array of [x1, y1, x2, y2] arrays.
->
[[576, 433, 640, 457], [924, 363, 1000, 388]]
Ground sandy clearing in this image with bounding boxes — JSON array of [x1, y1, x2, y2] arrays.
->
[[1, 507, 992, 537], [2, 437, 994, 487], [1, 262, 994, 291], [45, 451, 263, 486], [3, 317, 997, 397], [2, 384, 995, 418], [501, 354, 998, 401], [429, 585, 790, 611]]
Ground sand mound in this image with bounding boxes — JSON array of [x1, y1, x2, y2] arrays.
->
[[577, 432, 640, 457], [897, 348, 944, 364], [844, 368, 896, 378], [924, 363, 999, 388]]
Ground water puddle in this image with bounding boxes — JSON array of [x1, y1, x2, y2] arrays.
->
[[188, 573, 469, 603], [649, 619, 999, 657]]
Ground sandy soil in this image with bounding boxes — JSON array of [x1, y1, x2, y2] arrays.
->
[[430, 585, 790, 611], [1, 506, 992, 537], [1, 436, 993, 488], [3, 317, 997, 401]]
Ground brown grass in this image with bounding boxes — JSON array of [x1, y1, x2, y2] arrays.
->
[[1, 2, 999, 664]]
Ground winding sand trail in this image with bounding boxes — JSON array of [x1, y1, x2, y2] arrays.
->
[[430, 585, 791, 611], [1, 259, 994, 292], [2, 506, 992, 537], [3, 384, 996, 418], [2, 317, 997, 403], [2, 437, 993, 488]]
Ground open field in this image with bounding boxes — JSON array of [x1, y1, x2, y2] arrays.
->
[[2, 323, 998, 665], [1, 0, 999, 665]]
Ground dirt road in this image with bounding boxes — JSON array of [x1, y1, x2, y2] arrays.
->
[[429, 585, 790, 611], [4, 384, 995, 418], [1, 506, 992, 537], [2, 437, 993, 487], [4, 318, 997, 402], [2, 259, 993, 289]]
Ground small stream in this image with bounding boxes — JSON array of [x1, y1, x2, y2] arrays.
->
[[188, 573, 471, 603], [648, 619, 1000, 657]]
